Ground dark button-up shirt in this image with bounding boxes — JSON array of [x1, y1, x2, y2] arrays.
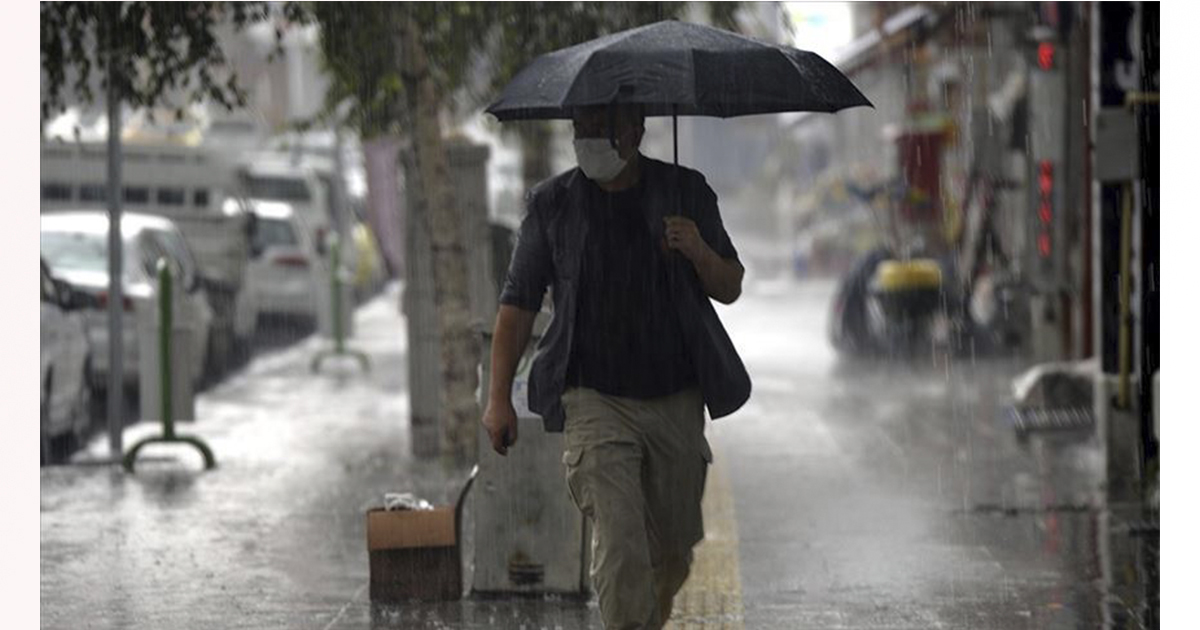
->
[[499, 156, 752, 432]]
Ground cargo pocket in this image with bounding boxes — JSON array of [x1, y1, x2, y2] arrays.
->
[[686, 438, 714, 550], [562, 446, 586, 513], [699, 439, 712, 510], [562, 446, 584, 466]]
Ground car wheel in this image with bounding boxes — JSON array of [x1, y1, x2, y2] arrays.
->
[[40, 398, 50, 467], [236, 333, 253, 367], [71, 361, 94, 446], [41, 374, 71, 466], [196, 331, 210, 390]]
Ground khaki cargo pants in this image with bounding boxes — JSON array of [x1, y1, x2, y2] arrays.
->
[[560, 386, 712, 630]]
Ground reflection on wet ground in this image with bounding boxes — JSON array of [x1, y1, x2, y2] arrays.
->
[[715, 280, 1156, 629]]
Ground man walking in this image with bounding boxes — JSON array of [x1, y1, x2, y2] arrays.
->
[[482, 103, 751, 629]]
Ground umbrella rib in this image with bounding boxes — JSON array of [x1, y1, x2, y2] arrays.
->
[[776, 47, 837, 113], [689, 47, 700, 117], [556, 23, 649, 112], [558, 49, 598, 113]]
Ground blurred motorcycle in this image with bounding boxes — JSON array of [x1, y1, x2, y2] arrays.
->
[[828, 244, 956, 358], [828, 174, 1030, 359]]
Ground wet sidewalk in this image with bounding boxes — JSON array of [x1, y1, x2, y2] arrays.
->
[[40, 284, 585, 629], [41, 281, 754, 629]]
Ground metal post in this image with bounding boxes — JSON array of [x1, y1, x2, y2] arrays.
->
[[1117, 184, 1133, 409], [105, 9, 125, 460], [159, 261, 175, 441], [311, 235, 370, 373], [333, 122, 350, 244], [123, 259, 215, 472], [332, 237, 344, 354]]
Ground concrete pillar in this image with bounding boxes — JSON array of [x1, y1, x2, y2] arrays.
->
[[473, 314, 589, 596]]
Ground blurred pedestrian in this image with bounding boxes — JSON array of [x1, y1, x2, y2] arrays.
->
[[482, 103, 750, 629]]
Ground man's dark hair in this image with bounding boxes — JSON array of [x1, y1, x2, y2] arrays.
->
[[613, 103, 646, 129]]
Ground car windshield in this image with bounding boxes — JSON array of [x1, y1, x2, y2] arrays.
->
[[40, 229, 133, 278], [146, 227, 197, 284], [241, 175, 311, 203], [41, 230, 110, 274]]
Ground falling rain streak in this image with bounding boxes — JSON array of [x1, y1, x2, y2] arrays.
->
[[39, 3, 1158, 629]]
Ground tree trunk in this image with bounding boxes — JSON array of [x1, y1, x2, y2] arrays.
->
[[399, 13, 478, 466]]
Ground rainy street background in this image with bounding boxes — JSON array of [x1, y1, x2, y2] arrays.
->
[[38, 3, 1162, 629]]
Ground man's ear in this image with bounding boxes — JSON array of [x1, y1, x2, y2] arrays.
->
[[617, 126, 643, 159], [632, 125, 646, 152]]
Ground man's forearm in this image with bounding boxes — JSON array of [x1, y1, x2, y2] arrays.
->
[[488, 304, 538, 405], [690, 245, 744, 304]]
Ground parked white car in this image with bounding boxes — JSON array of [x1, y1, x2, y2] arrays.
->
[[41, 141, 259, 374], [236, 154, 388, 299], [41, 260, 94, 463], [245, 200, 320, 322], [41, 211, 214, 392], [237, 157, 334, 247]]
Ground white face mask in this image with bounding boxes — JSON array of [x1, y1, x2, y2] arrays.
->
[[573, 138, 628, 183]]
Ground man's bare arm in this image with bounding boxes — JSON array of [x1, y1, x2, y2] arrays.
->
[[690, 245, 744, 304], [664, 216, 744, 304], [482, 304, 539, 455]]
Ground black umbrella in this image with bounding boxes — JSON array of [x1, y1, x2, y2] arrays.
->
[[486, 19, 872, 168]]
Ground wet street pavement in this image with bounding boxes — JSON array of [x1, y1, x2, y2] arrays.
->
[[712, 280, 1153, 629], [40, 280, 1156, 629]]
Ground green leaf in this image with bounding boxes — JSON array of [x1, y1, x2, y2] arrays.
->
[[40, 1, 305, 120]]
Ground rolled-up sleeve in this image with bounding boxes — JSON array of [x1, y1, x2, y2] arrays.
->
[[690, 173, 740, 263], [498, 193, 553, 312]]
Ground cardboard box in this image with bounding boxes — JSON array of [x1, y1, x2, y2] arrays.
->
[[366, 467, 477, 603]]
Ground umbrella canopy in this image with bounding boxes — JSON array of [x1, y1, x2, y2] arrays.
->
[[486, 19, 872, 121]]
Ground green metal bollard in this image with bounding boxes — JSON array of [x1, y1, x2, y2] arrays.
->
[[311, 235, 370, 373], [123, 258, 216, 472], [332, 236, 345, 355]]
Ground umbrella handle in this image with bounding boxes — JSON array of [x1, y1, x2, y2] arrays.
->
[[673, 106, 678, 169], [673, 105, 682, 219]]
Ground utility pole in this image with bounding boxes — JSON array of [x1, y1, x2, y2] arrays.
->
[[105, 6, 125, 459]]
